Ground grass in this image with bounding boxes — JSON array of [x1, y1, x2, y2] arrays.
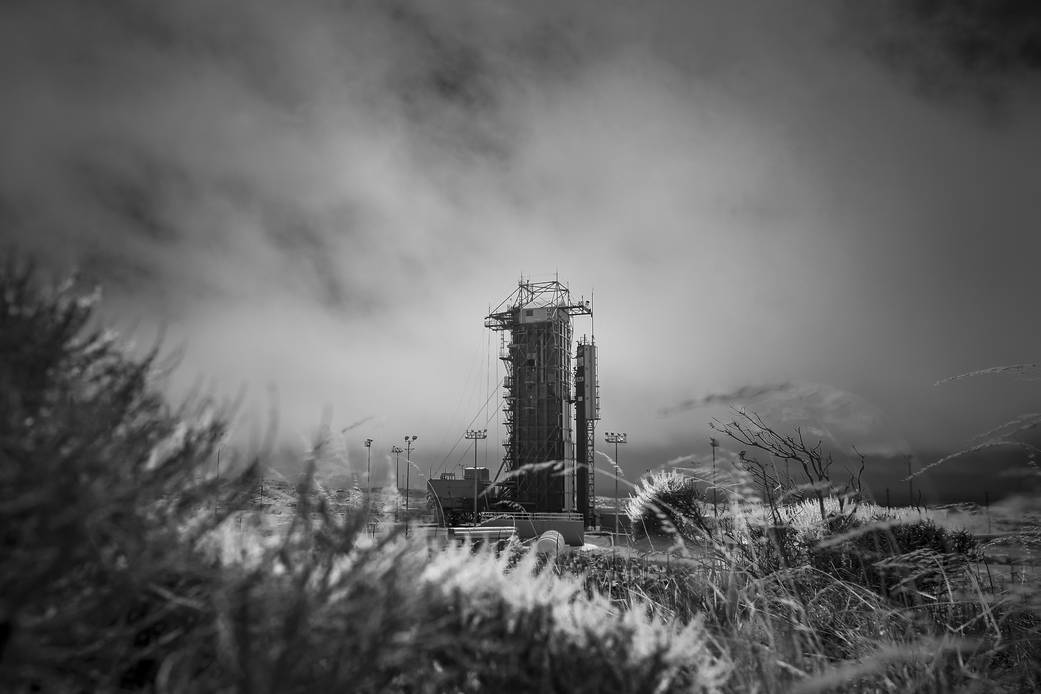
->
[[607, 469, 1041, 692], [5, 259, 1041, 692]]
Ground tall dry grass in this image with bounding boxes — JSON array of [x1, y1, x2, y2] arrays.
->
[[611, 430, 1041, 692]]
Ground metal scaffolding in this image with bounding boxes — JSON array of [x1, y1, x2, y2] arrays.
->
[[485, 278, 592, 513]]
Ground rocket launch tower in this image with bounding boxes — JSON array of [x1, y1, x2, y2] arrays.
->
[[485, 278, 600, 525]]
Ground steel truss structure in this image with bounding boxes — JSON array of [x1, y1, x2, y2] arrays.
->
[[485, 278, 593, 515]]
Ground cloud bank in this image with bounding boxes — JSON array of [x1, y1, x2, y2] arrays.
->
[[3, 0, 1041, 470]]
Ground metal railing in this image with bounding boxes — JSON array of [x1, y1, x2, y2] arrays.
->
[[478, 511, 583, 523]]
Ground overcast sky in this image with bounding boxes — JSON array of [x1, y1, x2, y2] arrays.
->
[[5, 1, 1041, 490]]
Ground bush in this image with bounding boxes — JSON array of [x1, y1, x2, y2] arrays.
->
[[0, 259, 245, 690], [809, 518, 979, 600], [626, 470, 709, 541]]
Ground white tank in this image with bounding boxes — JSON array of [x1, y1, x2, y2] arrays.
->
[[534, 530, 564, 557]]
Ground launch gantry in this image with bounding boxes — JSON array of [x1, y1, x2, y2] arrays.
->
[[485, 278, 599, 524]]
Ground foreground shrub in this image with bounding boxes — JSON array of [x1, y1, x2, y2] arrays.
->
[[809, 518, 979, 601], [626, 470, 710, 541], [0, 260, 247, 690], [176, 496, 734, 694]]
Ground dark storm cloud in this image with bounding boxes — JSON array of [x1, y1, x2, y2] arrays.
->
[[657, 382, 910, 459], [658, 383, 795, 417], [0, 0, 607, 447], [0, 1, 589, 301], [894, 0, 1041, 74], [849, 0, 1041, 107], [76, 153, 184, 246], [3, 0, 1040, 475]]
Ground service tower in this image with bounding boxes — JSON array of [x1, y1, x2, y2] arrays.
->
[[485, 278, 597, 520], [574, 337, 600, 526]]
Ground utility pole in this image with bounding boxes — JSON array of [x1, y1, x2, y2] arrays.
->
[[465, 428, 488, 526], [604, 432, 627, 533], [364, 438, 373, 494], [403, 435, 418, 521]]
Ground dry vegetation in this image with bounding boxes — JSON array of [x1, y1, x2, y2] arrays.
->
[[4, 260, 1040, 693]]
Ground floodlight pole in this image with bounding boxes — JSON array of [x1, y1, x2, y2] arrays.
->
[[404, 435, 418, 520], [604, 432, 627, 531], [364, 438, 373, 494], [391, 445, 403, 493], [614, 465, 622, 526], [465, 428, 488, 526]]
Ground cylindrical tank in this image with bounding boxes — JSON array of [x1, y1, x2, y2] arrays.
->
[[534, 530, 564, 557]]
